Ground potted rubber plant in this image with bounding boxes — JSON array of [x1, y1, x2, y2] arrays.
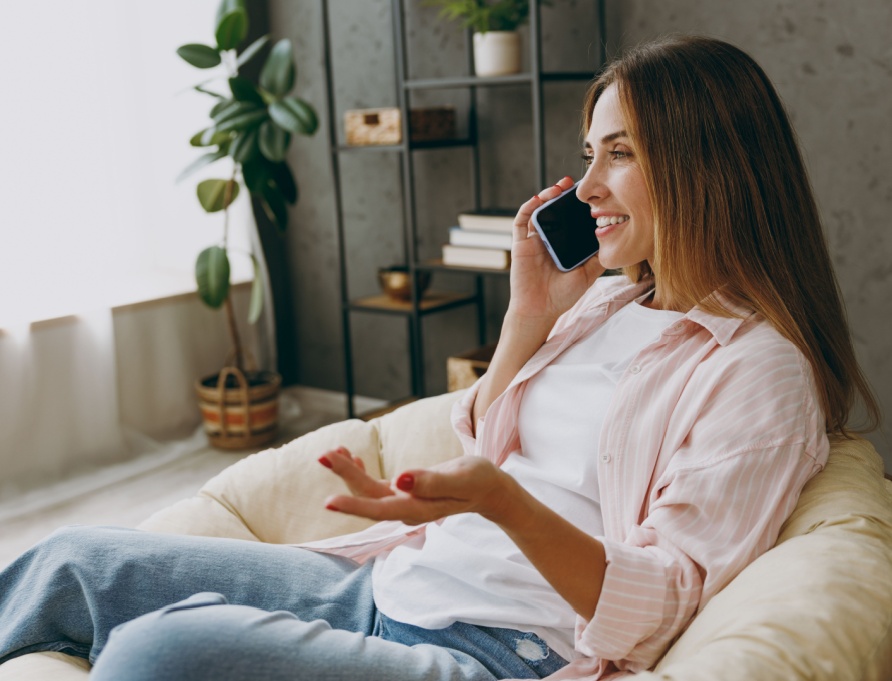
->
[[423, 0, 542, 76], [177, 0, 318, 449]]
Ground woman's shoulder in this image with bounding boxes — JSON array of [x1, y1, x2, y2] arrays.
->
[[684, 313, 826, 453]]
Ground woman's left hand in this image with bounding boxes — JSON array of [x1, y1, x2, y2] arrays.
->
[[318, 448, 517, 526]]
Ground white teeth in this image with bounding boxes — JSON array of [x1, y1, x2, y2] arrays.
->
[[595, 215, 630, 227]]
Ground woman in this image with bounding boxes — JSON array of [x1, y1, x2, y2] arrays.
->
[[0, 36, 879, 681]]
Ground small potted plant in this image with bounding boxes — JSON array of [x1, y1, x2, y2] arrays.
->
[[423, 0, 541, 76], [177, 0, 318, 449]]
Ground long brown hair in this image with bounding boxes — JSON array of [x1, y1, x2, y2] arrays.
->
[[584, 35, 879, 435]]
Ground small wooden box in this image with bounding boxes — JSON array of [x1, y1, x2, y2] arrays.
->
[[447, 343, 497, 392], [409, 106, 456, 142], [345, 107, 401, 146]]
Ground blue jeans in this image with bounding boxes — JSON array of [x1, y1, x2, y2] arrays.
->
[[0, 526, 569, 680]]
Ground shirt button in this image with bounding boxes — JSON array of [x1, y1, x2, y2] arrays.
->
[[629, 364, 641, 374], [601, 454, 611, 463]]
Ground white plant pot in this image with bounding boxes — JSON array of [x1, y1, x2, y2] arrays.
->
[[473, 31, 521, 77]]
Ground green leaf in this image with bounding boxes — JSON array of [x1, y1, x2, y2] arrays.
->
[[212, 100, 267, 134], [210, 98, 232, 118], [215, 109, 268, 133], [260, 184, 288, 232], [176, 149, 227, 183], [269, 97, 318, 135], [259, 39, 295, 97], [191, 127, 231, 147], [212, 99, 259, 123], [231, 127, 260, 163], [216, 9, 248, 51], [248, 255, 264, 323], [176, 44, 221, 69], [197, 178, 240, 212], [236, 35, 270, 68], [216, 0, 246, 27], [229, 77, 264, 105], [241, 159, 269, 194], [258, 120, 290, 162], [269, 161, 297, 204], [195, 246, 231, 309]]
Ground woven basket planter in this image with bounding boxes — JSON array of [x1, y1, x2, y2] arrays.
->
[[195, 366, 282, 450]]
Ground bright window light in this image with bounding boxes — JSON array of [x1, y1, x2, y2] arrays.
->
[[0, 0, 253, 327]]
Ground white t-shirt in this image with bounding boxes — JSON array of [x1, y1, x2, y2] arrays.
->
[[372, 297, 684, 660]]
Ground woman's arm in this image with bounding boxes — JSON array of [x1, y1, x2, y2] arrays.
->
[[320, 448, 606, 620]]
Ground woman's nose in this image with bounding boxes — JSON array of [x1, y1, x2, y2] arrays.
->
[[576, 164, 607, 204]]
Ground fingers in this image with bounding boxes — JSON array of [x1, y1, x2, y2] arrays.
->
[[324, 492, 463, 526], [515, 176, 576, 238], [318, 447, 391, 499], [394, 457, 497, 503]]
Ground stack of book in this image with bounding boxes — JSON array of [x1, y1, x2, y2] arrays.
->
[[441, 209, 515, 269]]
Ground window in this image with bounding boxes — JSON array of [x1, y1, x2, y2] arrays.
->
[[0, 0, 252, 327]]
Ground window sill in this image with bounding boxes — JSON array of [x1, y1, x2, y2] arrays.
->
[[1, 271, 253, 334]]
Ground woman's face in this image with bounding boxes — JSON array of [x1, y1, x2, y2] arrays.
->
[[576, 84, 655, 270]]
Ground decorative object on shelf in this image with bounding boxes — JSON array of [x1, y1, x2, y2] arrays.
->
[[423, 0, 546, 76], [345, 107, 402, 146], [378, 265, 433, 301], [473, 31, 521, 77], [345, 106, 457, 145], [448, 225, 513, 249], [176, 0, 319, 449], [409, 106, 457, 142], [447, 343, 498, 391], [457, 208, 516, 232], [442, 244, 511, 269]]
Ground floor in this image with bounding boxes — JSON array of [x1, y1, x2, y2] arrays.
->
[[0, 387, 379, 569]]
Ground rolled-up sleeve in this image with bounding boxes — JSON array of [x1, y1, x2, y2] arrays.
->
[[575, 442, 825, 671]]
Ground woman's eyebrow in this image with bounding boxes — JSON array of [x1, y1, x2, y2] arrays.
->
[[600, 130, 628, 144], [584, 130, 629, 150]]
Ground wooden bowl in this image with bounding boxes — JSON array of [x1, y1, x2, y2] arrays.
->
[[377, 266, 432, 301]]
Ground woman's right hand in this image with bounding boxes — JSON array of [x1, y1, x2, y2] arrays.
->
[[470, 177, 605, 427], [508, 176, 605, 329]]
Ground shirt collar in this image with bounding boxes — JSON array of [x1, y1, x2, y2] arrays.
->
[[684, 290, 755, 346]]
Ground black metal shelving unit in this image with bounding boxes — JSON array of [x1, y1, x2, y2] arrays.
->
[[321, 0, 605, 418]]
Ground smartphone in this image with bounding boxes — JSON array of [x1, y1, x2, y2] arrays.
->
[[531, 182, 599, 272]]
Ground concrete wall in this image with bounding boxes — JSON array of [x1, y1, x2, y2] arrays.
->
[[269, 1, 891, 469]]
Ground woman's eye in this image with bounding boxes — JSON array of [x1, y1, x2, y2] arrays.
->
[[580, 153, 594, 167], [608, 150, 629, 159]]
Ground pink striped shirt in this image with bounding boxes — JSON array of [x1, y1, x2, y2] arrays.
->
[[303, 274, 828, 680]]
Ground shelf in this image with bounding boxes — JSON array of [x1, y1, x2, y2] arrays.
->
[[418, 259, 512, 276], [404, 74, 533, 90], [541, 71, 597, 82], [348, 290, 477, 315], [404, 71, 595, 91], [336, 138, 474, 154]]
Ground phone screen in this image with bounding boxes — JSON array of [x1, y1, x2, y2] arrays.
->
[[531, 182, 599, 271]]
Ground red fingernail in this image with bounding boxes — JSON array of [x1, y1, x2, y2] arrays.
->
[[531, 195, 541, 202], [325, 503, 340, 511], [337, 447, 347, 454], [396, 473, 415, 491], [318, 456, 333, 469]]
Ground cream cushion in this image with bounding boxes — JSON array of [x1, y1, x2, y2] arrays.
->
[[1, 391, 890, 680]]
